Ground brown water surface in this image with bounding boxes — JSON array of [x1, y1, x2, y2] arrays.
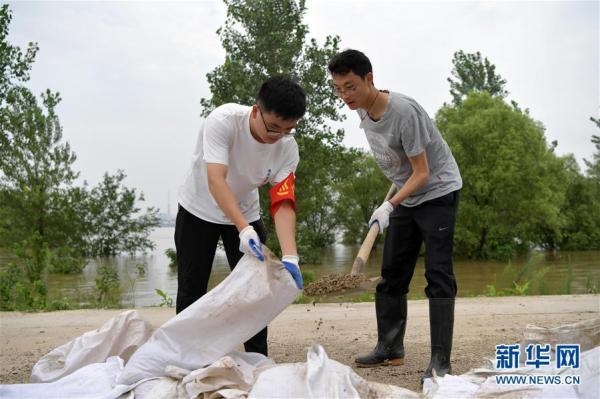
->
[[3, 227, 599, 306]]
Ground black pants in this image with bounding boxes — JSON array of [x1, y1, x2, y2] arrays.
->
[[174, 205, 269, 356], [377, 190, 460, 299]]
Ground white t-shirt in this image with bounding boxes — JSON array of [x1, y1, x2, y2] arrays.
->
[[178, 103, 299, 224]]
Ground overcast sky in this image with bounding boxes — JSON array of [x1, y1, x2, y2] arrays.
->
[[7, 1, 599, 215]]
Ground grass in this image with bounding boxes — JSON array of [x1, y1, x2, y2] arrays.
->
[[560, 257, 573, 295], [293, 293, 317, 304], [480, 254, 554, 297], [355, 292, 375, 302], [585, 271, 599, 294], [301, 270, 316, 285]]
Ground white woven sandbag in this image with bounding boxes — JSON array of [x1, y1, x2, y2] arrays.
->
[[1, 356, 124, 399], [30, 310, 153, 383], [249, 345, 418, 399], [117, 249, 299, 385]]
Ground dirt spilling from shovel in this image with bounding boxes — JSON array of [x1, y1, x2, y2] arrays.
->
[[304, 273, 369, 296]]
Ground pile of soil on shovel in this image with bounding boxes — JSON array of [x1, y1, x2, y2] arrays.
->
[[304, 273, 368, 296]]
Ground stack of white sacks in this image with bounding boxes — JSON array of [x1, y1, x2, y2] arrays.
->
[[0, 249, 597, 398]]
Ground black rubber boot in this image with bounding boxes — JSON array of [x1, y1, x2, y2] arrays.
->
[[422, 298, 455, 382], [355, 293, 407, 368]]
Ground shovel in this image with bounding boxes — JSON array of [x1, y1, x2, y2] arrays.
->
[[350, 183, 397, 275]]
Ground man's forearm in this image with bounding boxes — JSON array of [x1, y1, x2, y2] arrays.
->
[[388, 151, 430, 207], [388, 170, 429, 207], [273, 201, 297, 256], [208, 178, 248, 231]]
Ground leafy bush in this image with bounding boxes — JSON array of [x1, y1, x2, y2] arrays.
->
[[95, 264, 121, 306], [48, 246, 87, 274], [165, 248, 177, 268]]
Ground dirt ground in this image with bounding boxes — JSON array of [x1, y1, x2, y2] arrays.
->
[[1, 295, 598, 393]]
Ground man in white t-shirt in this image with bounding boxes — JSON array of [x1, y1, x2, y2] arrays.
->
[[176, 76, 305, 356], [329, 50, 462, 382]]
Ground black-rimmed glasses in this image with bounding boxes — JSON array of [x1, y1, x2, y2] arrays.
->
[[332, 84, 357, 96], [258, 107, 296, 138]]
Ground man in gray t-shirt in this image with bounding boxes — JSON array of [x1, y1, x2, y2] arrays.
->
[[361, 92, 462, 206], [329, 49, 462, 383]]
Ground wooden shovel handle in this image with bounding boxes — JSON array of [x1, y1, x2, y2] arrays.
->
[[350, 183, 397, 275]]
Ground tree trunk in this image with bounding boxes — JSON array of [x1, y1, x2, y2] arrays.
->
[[477, 228, 487, 258]]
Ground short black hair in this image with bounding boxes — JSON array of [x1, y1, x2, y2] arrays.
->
[[256, 76, 306, 120], [328, 49, 372, 78]]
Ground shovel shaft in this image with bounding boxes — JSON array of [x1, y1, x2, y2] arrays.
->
[[350, 183, 397, 275]]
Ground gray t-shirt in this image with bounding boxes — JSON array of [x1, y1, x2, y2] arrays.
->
[[359, 91, 462, 207]]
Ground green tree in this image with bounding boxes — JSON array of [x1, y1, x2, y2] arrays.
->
[[0, 4, 161, 309], [558, 156, 600, 250], [585, 117, 600, 182], [558, 118, 600, 250], [335, 150, 390, 244], [0, 5, 86, 265], [436, 92, 567, 259], [448, 50, 508, 106], [0, 4, 38, 105], [0, 88, 84, 256], [0, 6, 85, 306], [201, 0, 345, 262], [86, 170, 159, 257]]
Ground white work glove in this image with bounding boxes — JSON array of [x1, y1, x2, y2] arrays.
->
[[368, 201, 394, 234], [239, 225, 264, 261], [282, 255, 303, 289]]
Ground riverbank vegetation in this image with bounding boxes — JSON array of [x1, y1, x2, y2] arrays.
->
[[1, 2, 598, 311]]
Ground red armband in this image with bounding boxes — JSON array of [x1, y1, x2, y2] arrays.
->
[[269, 172, 296, 217]]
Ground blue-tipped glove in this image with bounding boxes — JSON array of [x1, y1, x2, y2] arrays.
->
[[282, 255, 303, 290], [239, 226, 265, 261], [368, 201, 394, 234]]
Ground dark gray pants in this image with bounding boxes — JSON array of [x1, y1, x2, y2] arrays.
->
[[174, 204, 268, 356]]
